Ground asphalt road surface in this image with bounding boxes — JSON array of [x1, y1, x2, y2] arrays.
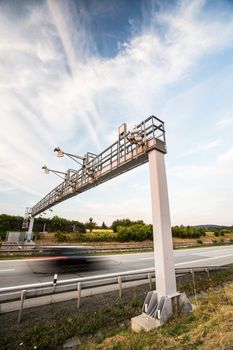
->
[[0, 245, 233, 288]]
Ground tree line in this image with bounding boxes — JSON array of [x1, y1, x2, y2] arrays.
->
[[0, 213, 232, 242]]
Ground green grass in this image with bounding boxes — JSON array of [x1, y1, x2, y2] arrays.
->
[[81, 273, 233, 350], [0, 254, 41, 260]]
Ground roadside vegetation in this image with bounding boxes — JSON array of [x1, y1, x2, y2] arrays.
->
[[1, 268, 233, 349], [1, 213, 233, 245]]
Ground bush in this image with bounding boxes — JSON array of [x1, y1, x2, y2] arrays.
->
[[34, 232, 41, 240], [0, 231, 7, 241], [111, 219, 145, 233], [214, 232, 220, 237], [54, 232, 67, 242], [117, 224, 153, 242], [171, 225, 203, 239], [196, 239, 203, 244], [68, 232, 117, 243], [220, 229, 231, 235]]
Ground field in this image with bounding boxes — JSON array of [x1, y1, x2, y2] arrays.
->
[[33, 229, 233, 246], [173, 231, 233, 246]]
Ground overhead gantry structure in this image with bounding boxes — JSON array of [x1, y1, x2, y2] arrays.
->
[[23, 116, 166, 229], [23, 115, 192, 328]]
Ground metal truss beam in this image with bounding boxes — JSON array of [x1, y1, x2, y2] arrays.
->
[[30, 116, 166, 217]]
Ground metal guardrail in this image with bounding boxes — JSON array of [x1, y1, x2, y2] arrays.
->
[[0, 265, 230, 323], [0, 249, 153, 257], [2, 241, 233, 255]]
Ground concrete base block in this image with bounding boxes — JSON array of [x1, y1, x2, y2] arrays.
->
[[131, 291, 193, 332], [131, 314, 160, 333]]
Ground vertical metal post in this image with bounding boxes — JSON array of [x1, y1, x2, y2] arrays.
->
[[18, 290, 26, 324], [77, 282, 81, 309], [26, 216, 35, 241], [148, 273, 152, 289], [53, 274, 58, 292], [148, 149, 177, 301], [118, 276, 122, 298]]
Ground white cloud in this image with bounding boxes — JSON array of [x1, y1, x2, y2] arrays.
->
[[216, 117, 233, 128], [1, 0, 233, 224], [181, 139, 221, 157], [169, 145, 233, 225]]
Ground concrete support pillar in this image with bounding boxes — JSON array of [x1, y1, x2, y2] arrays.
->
[[148, 149, 176, 299], [131, 149, 192, 332], [27, 216, 34, 241]]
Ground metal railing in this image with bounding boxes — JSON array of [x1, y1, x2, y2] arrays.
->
[[0, 265, 230, 323], [0, 243, 153, 256]]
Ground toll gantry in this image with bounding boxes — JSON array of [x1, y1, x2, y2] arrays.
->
[[23, 114, 192, 328], [26, 115, 166, 219]]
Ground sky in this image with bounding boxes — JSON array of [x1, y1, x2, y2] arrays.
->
[[1, 0, 233, 226]]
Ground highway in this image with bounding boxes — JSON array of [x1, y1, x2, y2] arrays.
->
[[0, 245, 233, 288]]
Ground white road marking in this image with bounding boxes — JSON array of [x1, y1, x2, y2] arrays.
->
[[175, 253, 233, 266], [0, 269, 15, 272], [140, 257, 153, 260]]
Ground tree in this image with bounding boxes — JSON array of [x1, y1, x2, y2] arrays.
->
[[111, 219, 133, 233], [101, 221, 107, 229], [111, 218, 145, 233], [117, 224, 153, 242], [85, 217, 96, 233]]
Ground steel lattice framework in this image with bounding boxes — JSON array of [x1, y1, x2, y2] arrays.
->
[[28, 116, 166, 218]]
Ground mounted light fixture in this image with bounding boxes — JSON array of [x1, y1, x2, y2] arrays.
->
[[54, 146, 64, 157], [42, 165, 67, 180], [42, 165, 50, 174], [54, 146, 85, 166]]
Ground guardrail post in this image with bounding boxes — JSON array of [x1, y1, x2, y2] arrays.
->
[[118, 276, 122, 297], [18, 290, 26, 324], [53, 274, 58, 292], [77, 282, 81, 309], [205, 267, 209, 278], [190, 269, 198, 305], [148, 273, 152, 289]]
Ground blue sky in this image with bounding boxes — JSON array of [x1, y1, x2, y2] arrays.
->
[[1, 0, 233, 226]]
